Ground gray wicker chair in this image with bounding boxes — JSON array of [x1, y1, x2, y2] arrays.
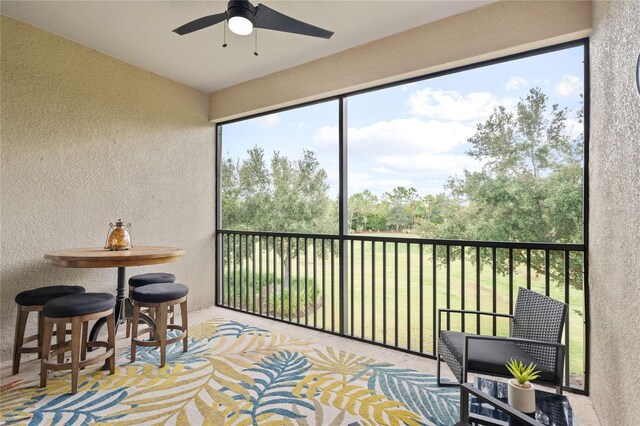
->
[[437, 287, 568, 394]]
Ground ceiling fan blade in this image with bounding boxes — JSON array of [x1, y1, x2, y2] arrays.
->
[[254, 4, 333, 39], [173, 13, 227, 35]]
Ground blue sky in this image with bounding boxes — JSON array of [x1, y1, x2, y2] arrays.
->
[[221, 45, 584, 199]]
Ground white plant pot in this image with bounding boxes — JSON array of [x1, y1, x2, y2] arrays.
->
[[507, 378, 536, 413]]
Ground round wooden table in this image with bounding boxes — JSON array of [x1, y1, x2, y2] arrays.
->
[[44, 246, 185, 343]]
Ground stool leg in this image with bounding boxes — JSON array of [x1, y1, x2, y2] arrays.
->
[[40, 319, 54, 388], [126, 292, 132, 338], [131, 303, 140, 363], [169, 305, 175, 325], [81, 321, 88, 363], [157, 303, 168, 368], [180, 300, 188, 353], [55, 322, 65, 364], [70, 317, 82, 394], [107, 312, 116, 374], [12, 306, 29, 375], [37, 311, 44, 360]]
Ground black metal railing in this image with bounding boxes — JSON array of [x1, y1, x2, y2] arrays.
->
[[216, 230, 588, 392]]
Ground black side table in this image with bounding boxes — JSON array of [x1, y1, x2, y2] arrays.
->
[[469, 377, 576, 426]]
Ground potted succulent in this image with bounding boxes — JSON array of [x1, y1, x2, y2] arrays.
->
[[505, 358, 540, 413]]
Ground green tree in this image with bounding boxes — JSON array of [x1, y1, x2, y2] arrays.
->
[[222, 147, 335, 234], [221, 146, 336, 293], [423, 88, 584, 287], [349, 190, 379, 231], [382, 186, 418, 231]]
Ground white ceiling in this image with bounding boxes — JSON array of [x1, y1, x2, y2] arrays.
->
[[1, 1, 492, 93]]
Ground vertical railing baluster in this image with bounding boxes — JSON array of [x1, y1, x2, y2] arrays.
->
[[372, 241, 376, 342], [266, 237, 271, 317], [288, 237, 292, 322], [259, 236, 263, 315], [233, 233, 237, 309], [361, 240, 365, 339], [476, 246, 480, 335], [313, 238, 317, 328], [383, 241, 387, 345], [280, 236, 284, 320], [432, 244, 437, 355], [446, 245, 451, 330], [224, 234, 228, 307], [245, 235, 249, 311], [526, 248, 532, 290], [461, 246, 465, 333], [252, 235, 256, 312], [419, 243, 424, 353], [394, 242, 399, 348], [508, 248, 514, 316], [321, 239, 326, 330], [545, 249, 551, 296], [265, 237, 269, 316], [330, 239, 335, 332], [350, 240, 355, 337], [407, 242, 411, 350], [296, 237, 300, 324], [492, 247, 497, 336], [239, 235, 243, 310], [228, 234, 232, 307]]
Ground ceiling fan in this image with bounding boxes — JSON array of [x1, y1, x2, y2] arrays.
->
[[173, 0, 334, 39]]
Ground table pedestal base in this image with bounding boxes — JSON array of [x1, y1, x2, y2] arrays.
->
[[88, 267, 155, 368]]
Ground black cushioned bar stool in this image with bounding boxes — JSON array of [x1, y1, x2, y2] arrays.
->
[[13, 285, 86, 375], [131, 283, 188, 368], [41, 293, 116, 394], [127, 273, 176, 337]]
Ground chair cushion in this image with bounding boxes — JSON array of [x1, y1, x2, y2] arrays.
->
[[440, 331, 557, 384], [132, 283, 188, 303], [128, 273, 176, 288], [15, 285, 86, 306], [43, 293, 115, 318]]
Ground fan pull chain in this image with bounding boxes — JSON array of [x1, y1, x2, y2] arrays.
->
[[254, 29, 259, 56], [222, 21, 228, 48]]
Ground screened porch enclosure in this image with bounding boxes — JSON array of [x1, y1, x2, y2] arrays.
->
[[215, 40, 589, 394]]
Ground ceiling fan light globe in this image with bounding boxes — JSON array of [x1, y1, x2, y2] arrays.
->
[[228, 16, 253, 35]]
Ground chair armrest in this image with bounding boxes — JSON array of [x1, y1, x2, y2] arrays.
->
[[459, 383, 544, 426], [438, 309, 514, 334], [463, 334, 565, 349]]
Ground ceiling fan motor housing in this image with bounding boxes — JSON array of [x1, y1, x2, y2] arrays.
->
[[227, 1, 256, 24]]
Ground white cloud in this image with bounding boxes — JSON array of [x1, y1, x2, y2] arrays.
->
[[253, 113, 280, 127], [314, 125, 338, 146], [373, 152, 482, 174], [564, 118, 584, 140], [506, 76, 528, 91], [347, 117, 475, 154], [348, 173, 414, 195], [409, 88, 514, 122], [291, 121, 306, 129], [555, 74, 582, 98], [371, 166, 393, 174]]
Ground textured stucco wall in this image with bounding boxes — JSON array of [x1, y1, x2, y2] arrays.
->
[[209, 0, 592, 122], [0, 17, 215, 362], [589, 1, 640, 424]]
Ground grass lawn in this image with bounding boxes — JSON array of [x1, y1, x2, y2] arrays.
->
[[221, 231, 586, 387]]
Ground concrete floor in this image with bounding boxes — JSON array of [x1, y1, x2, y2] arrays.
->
[[1, 305, 600, 425]]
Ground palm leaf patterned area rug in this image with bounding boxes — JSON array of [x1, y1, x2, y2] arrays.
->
[[0, 319, 459, 425]]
